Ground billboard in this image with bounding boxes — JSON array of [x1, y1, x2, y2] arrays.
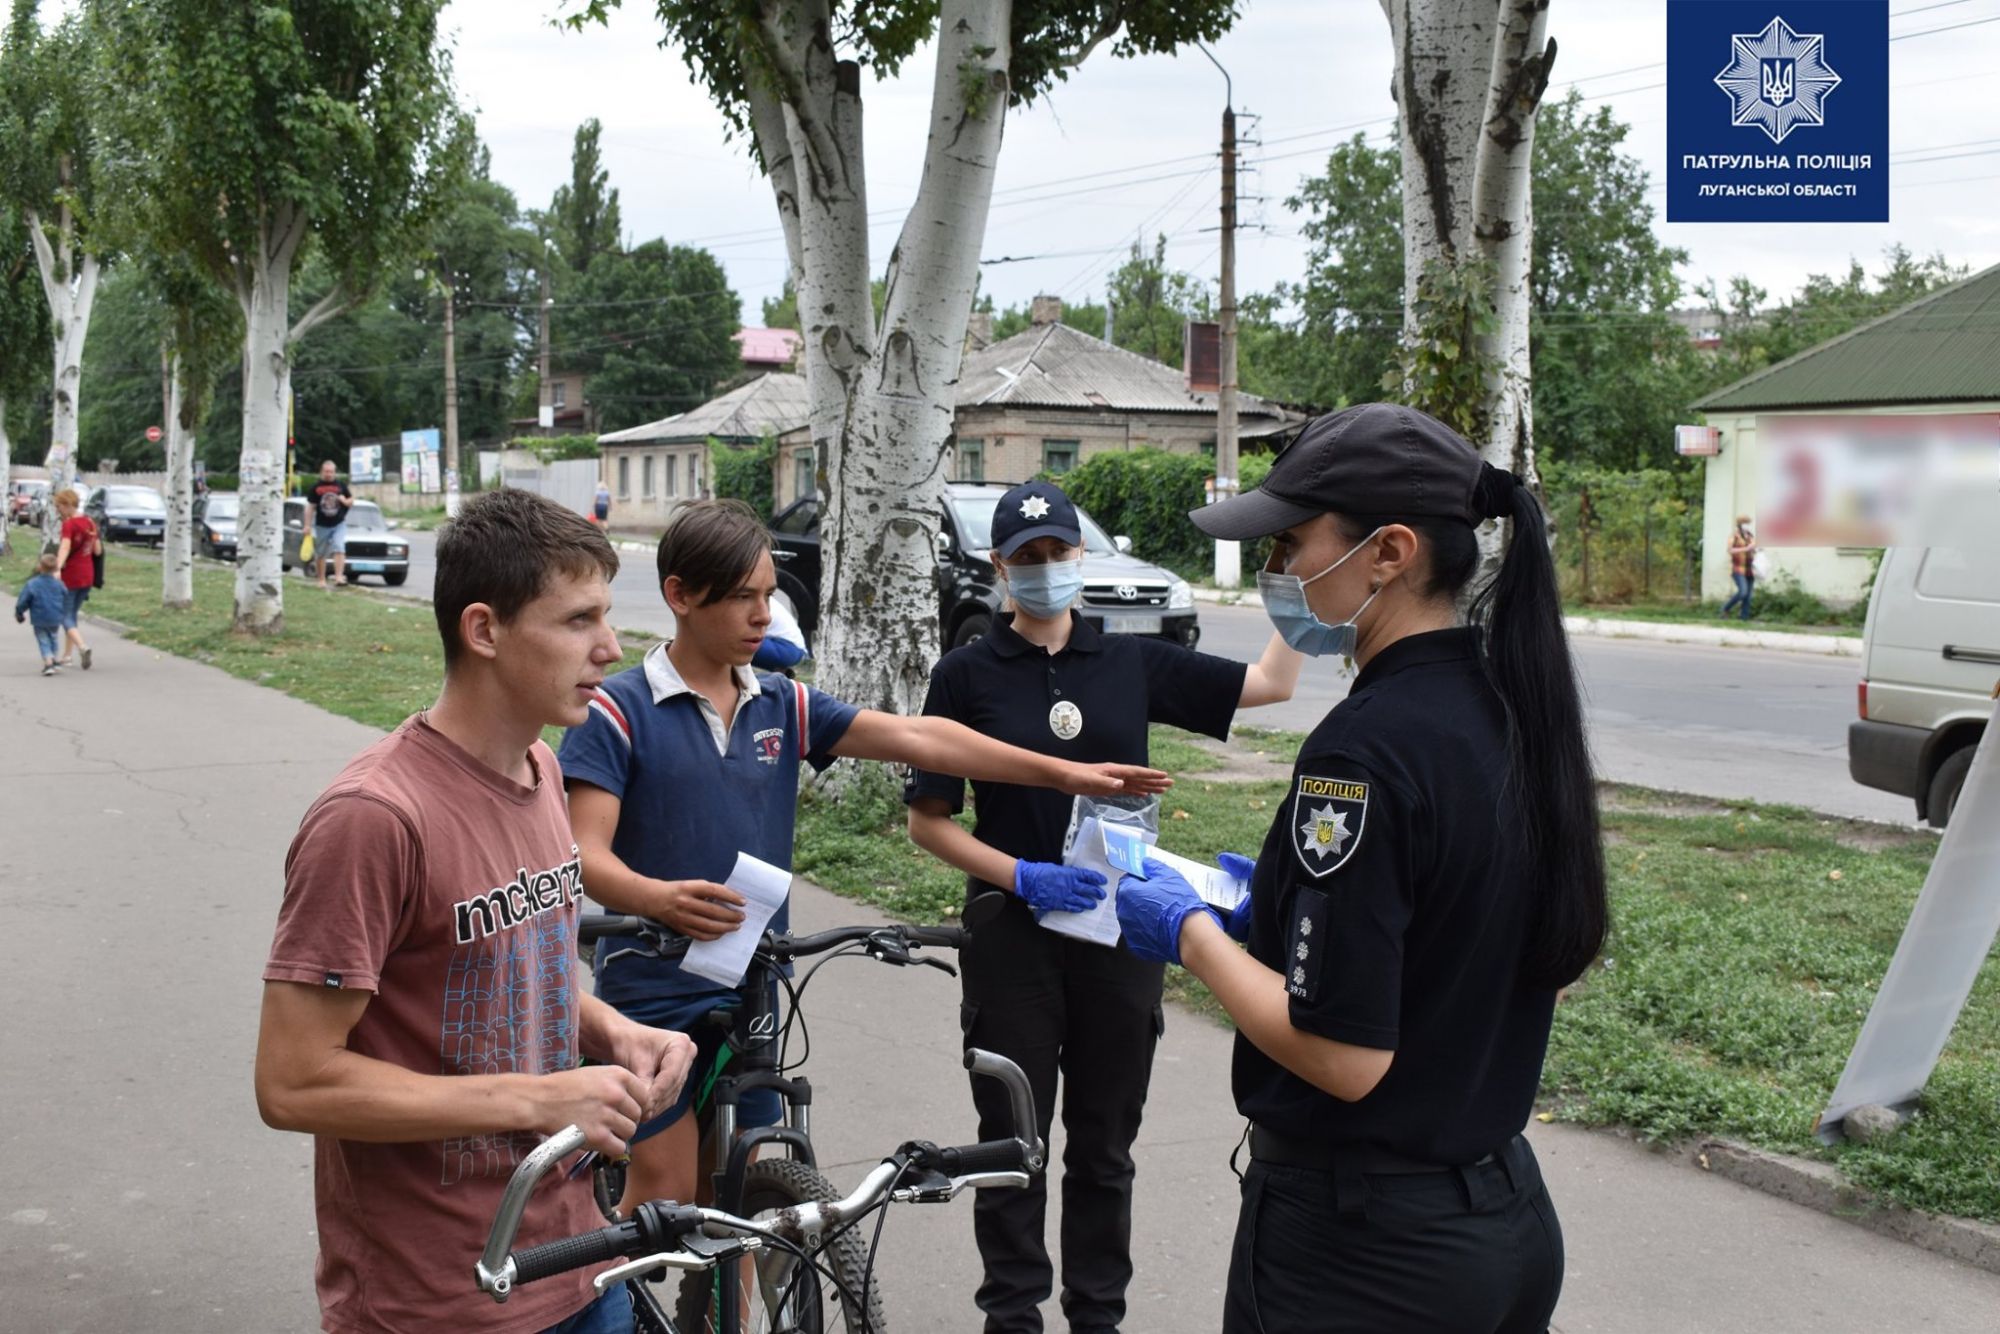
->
[[1757, 413, 1999, 549], [349, 444, 383, 484], [399, 428, 441, 495]]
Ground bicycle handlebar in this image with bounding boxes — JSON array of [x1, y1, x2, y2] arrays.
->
[[475, 1047, 1040, 1303], [580, 914, 969, 967]]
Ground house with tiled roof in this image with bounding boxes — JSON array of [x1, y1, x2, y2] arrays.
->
[[771, 297, 1297, 511], [1691, 262, 2000, 604], [597, 372, 808, 524]]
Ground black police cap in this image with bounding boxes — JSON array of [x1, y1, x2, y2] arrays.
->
[[1190, 403, 1521, 540], [990, 480, 1083, 557]]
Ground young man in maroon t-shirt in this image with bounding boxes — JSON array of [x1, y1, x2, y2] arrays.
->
[[257, 488, 695, 1333]]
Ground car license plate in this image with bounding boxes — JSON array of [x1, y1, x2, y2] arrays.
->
[[1101, 614, 1163, 635], [348, 561, 383, 573]]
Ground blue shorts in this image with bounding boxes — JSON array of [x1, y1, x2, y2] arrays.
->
[[313, 521, 348, 556], [61, 586, 88, 629], [610, 983, 784, 1144]]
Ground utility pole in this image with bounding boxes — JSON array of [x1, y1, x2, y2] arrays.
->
[[538, 252, 554, 439], [442, 269, 461, 515], [1202, 44, 1242, 589]]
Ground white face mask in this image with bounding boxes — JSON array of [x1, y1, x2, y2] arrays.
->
[[1255, 528, 1384, 659]]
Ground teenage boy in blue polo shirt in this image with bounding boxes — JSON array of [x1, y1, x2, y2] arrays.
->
[[559, 498, 1169, 1214]]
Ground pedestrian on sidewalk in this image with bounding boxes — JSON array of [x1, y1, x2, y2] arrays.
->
[[1116, 403, 1607, 1334], [50, 488, 97, 671], [14, 552, 67, 676], [593, 479, 611, 526], [904, 479, 1304, 1334], [1722, 515, 1757, 621], [254, 487, 697, 1334], [308, 459, 354, 587], [557, 498, 1170, 1220]]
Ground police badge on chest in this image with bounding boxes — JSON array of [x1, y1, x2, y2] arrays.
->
[[1049, 700, 1083, 740]]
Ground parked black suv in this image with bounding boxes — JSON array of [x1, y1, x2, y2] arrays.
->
[[767, 483, 1199, 650]]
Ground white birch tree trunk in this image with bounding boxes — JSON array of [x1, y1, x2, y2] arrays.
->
[[1381, 0, 1552, 481], [747, 0, 1010, 731], [234, 243, 294, 635], [163, 354, 195, 609], [25, 208, 100, 540]]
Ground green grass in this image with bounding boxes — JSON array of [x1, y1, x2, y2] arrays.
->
[[1567, 599, 1863, 636], [0, 543, 645, 748], [1146, 724, 1224, 774]]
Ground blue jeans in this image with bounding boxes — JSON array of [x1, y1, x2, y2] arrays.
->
[[539, 1282, 633, 1334], [34, 626, 60, 659], [61, 585, 88, 629], [1722, 572, 1754, 620]]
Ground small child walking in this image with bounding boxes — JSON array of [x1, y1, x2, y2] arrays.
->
[[14, 552, 68, 676]]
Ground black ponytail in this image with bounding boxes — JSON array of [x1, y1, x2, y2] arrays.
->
[[1467, 486, 1609, 988]]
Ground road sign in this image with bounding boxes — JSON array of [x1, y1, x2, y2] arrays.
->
[[144, 425, 162, 444]]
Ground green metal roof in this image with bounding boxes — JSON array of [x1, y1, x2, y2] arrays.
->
[[1693, 262, 2000, 412]]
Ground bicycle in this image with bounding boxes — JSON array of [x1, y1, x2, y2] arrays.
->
[[476, 1047, 1045, 1334], [571, 912, 980, 1332]]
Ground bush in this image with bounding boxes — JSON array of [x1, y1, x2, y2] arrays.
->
[[1055, 448, 1275, 580], [1542, 462, 1705, 604], [714, 435, 777, 521]]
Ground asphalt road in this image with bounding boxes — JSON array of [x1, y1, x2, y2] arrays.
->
[[389, 530, 1907, 826]]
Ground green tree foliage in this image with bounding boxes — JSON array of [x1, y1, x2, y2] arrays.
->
[[760, 274, 887, 333], [713, 435, 777, 521], [1103, 235, 1211, 366], [989, 296, 1107, 342], [1695, 245, 1967, 390], [418, 149, 539, 443], [1056, 447, 1271, 579], [1256, 133, 1404, 408], [549, 118, 623, 278], [555, 239, 741, 431], [0, 203, 48, 434]]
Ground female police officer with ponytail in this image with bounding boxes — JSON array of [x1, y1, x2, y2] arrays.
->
[[1117, 403, 1608, 1334]]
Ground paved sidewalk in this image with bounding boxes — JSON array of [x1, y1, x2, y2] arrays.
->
[[1, 640, 1994, 1331]]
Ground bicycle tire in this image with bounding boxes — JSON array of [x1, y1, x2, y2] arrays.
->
[[672, 1157, 886, 1334]]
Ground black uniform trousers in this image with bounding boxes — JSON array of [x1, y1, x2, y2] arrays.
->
[[959, 894, 1165, 1334], [1222, 1134, 1564, 1334]]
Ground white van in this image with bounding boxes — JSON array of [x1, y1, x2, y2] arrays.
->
[[1848, 545, 1998, 826]]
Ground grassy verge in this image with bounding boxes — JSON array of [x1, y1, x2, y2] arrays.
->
[[1567, 599, 1863, 637], [0, 543, 643, 747], [800, 773, 1995, 1223]]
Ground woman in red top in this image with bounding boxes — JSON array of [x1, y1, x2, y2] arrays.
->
[[52, 488, 98, 670]]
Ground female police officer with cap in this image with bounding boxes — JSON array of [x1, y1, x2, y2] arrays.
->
[[906, 478, 1303, 1334], [1116, 403, 1607, 1333]]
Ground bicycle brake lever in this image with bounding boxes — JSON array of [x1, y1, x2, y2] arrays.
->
[[914, 955, 958, 978]]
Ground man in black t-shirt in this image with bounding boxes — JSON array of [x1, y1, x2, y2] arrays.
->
[[308, 459, 354, 588]]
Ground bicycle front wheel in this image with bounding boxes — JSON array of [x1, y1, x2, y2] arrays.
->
[[673, 1157, 887, 1334]]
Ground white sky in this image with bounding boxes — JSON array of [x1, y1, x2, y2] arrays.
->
[[449, 0, 2000, 324]]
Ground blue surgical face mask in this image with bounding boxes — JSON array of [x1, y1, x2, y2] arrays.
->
[[1003, 556, 1086, 619], [1256, 528, 1384, 659]]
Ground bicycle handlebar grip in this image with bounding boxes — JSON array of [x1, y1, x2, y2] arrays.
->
[[511, 1221, 637, 1285], [898, 925, 969, 950], [576, 915, 648, 944], [936, 1139, 1029, 1175]]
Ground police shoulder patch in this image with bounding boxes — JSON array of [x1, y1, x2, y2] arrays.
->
[[1292, 774, 1368, 878]]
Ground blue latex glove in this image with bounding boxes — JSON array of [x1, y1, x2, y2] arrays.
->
[[1115, 859, 1223, 966], [1013, 861, 1108, 916], [1217, 853, 1256, 942]]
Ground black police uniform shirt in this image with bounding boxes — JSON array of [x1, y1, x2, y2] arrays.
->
[[904, 612, 1246, 886], [1233, 626, 1557, 1166]]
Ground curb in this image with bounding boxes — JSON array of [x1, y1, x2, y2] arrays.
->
[[1189, 588, 1861, 657], [1695, 1138, 2000, 1276]]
